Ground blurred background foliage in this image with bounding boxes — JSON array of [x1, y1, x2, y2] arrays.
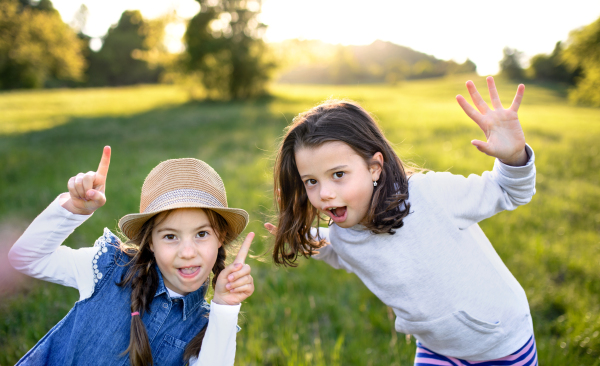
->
[[0, 0, 86, 89], [1, 0, 599, 104], [183, 0, 273, 99], [499, 16, 600, 107]]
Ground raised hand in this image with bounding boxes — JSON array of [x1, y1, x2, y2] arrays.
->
[[264, 223, 276, 236], [212, 232, 255, 306], [456, 77, 528, 166], [60, 146, 111, 215]]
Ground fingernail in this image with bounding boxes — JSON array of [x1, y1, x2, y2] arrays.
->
[[88, 191, 95, 197], [228, 274, 234, 281], [235, 263, 242, 269], [226, 283, 231, 289]]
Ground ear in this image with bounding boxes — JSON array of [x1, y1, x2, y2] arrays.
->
[[369, 152, 384, 181]]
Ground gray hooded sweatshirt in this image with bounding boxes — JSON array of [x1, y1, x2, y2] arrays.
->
[[312, 145, 536, 361]]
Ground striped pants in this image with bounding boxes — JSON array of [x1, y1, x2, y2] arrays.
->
[[414, 336, 538, 366]]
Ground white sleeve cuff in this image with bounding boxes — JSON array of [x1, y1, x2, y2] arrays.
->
[[494, 144, 535, 179]]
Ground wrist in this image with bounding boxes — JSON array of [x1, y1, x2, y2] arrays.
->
[[500, 147, 529, 167], [212, 295, 240, 306], [59, 194, 96, 216]]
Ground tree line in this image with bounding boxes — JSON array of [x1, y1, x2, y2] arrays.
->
[[274, 40, 476, 85], [499, 16, 600, 107], [1, 0, 599, 105], [0, 0, 271, 99]]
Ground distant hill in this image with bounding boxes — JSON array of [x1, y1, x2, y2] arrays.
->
[[272, 39, 476, 84]]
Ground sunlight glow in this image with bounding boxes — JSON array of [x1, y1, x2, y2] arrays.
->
[[51, 0, 600, 75]]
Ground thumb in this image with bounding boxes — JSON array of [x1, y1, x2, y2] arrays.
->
[[86, 189, 106, 207], [471, 140, 493, 156], [264, 223, 277, 236]]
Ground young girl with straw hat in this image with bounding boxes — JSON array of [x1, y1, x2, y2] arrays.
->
[[9, 146, 254, 366]]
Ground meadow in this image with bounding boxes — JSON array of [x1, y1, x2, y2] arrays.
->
[[0, 75, 599, 365]]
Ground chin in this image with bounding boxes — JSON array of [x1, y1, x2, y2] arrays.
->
[[335, 219, 358, 228]]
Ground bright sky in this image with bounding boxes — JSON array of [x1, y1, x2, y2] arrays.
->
[[52, 0, 600, 75]]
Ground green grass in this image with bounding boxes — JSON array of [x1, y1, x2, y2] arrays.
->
[[1, 75, 599, 365]]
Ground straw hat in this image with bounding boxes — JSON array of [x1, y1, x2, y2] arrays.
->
[[118, 158, 249, 239]]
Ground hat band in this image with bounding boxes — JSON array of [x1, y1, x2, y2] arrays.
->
[[143, 189, 225, 213]]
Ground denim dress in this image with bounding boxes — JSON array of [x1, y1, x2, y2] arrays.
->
[[16, 229, 211, 366]]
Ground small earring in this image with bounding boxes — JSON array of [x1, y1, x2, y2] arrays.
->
[[373, 181, 377, 187]]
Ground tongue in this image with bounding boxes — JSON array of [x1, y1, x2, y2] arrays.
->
[[334, 207, 347, 217]]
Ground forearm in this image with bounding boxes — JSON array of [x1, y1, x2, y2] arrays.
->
[[8, 194, 95, 290], [429, 144, 536, 229], [191, 302, 241, 366]]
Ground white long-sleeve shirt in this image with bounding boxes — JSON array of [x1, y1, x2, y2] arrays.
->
[[8, 194, 240, 366], [311, 145, 536, 361]]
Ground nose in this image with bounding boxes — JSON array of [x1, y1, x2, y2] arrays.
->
[[319, 183, 336, 201], [178, 237, 196, 259]]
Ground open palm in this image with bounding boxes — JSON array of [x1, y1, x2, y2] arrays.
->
[[456, 77, 528, 166]]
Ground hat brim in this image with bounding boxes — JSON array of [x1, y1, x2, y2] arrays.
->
[[118, 203, 249, 240]]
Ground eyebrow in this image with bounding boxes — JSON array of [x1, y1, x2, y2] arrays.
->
[[156, 224, 211, 233], [300, 165, 348, 179]]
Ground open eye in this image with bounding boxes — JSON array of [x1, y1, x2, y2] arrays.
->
[[164, 234, 176, 240], [305, 178, 317, 187], [197, 231, 209, 238], [333, 171, 345, 179]]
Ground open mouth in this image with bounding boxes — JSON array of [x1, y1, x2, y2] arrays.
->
[[178, 266, 200, 278], [325, 206, 347, 223]]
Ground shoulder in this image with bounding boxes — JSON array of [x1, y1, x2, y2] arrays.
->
[[408, 170, 455, 188], [90, 228, 129, 288]]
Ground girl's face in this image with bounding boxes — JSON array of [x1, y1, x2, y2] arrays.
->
[[295, 141, 382, 228], [150, 208, 222, 296]]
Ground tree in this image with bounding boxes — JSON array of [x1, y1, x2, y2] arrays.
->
[[87, 10, 166, 86], [562, 16, 600, 106], [499, 47, 524, 80], [184, 0, 273, 99], [528, 42, 578, 84], [449, 59, 477, 74], [0, 0, 86, 89]]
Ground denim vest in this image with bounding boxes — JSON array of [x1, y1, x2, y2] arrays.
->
[[17, 229, 210, 366]]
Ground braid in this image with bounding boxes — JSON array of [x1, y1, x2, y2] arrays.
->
[[118, 218, 160, 366], [211, 246, 227, 289]]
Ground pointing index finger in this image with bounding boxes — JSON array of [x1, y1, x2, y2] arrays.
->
[[234, 232, 254, 265], [97, 146, 111, 178]]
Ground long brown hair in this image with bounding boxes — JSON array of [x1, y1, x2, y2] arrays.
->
[[118, 208, 236, 365], [273, 99, 412, 267]]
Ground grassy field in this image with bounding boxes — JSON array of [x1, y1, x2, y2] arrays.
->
[[0, 75, 599, 365]]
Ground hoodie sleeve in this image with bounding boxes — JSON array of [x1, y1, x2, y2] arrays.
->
[[309, 227, 353, 273], [419, 144, 536, 230]]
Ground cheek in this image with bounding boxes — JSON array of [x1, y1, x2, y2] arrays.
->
[[202, 243, 221, 268], [152, 246, 172, 268], [347, 180, 373, 208], [306, 189, 320, 207]]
